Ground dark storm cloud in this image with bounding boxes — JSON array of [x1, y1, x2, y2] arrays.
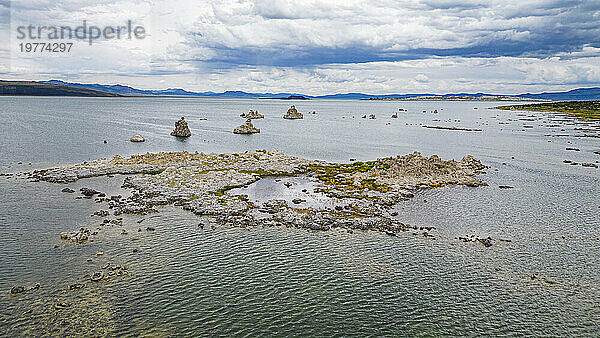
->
[[185, 0, 600, 67]]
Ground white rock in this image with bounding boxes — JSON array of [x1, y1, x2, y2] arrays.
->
[[130, 134, 145, 142]]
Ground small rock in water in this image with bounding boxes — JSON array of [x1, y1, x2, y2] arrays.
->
[[93, 210, 109, 217], [130, 134, 145, 142], [90, 271, 104, 281], [499, 185, 514, 189], [233, 119, 260, 134], [61, 188, 75, 193], [80, 187, 100, 197], [477, 237, 494, 247], [9, 286, 26, 294], [69, 283, 86, 290], [240, 109, 264, 119], [283, 106, 303, 119], [54, 302, 70, 310], [60, 228, 91, 243], [171, 117, 192, 137]]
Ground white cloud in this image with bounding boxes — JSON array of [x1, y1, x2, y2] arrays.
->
[[2, 0, 600, 94]]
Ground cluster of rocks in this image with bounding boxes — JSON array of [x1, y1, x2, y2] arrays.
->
[[60, 228, 96, 243], [240, 110, 264, 119], [563, 160, 599, 168], [33, 150, 487, 237], [459, 236, 494, 247], [90, 264, 129, 282], [283, 106, 303, 119], [458, 235, 512, 248], [65, 264, 130, 293], [330, 152, 487, 190], [171, 117, 191, 137], [233, 119, 260, 134], [9, 283, 41, 295]]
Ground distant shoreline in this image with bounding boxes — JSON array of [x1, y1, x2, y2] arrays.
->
[[4, 79, 600, 101], [496, 101, 600, 119], [367, 96, 549, 102]]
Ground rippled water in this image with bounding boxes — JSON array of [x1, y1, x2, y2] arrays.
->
[[1, 97, 599, 336]]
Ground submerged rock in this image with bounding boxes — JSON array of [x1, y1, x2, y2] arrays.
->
[[60, 228, 92, 243], [130, 134, 145, 142], [69, 283, 86, 290], [9, 286, 26, 294], [54, 302, 70, 310], [233, 119, 260, 134], [240, 110, 264, 119], [283, 106, 303, 119], [9, 283, 40, 295], [90, 271, 104, 281], [170, 117, 191, 137]]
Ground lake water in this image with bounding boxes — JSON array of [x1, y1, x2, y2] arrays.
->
[[0, 97, 599, 336]]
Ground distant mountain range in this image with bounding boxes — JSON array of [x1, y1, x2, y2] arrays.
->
[[0, 80, 121, 97], [1, 80, 599, 101]]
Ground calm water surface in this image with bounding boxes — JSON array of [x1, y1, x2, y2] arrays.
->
[[0, 97, 599, 336]]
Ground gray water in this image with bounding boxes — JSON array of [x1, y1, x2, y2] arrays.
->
[[0, 97, 599, 336]]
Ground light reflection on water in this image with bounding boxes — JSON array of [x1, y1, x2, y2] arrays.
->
[[0, 97, 599, 335]]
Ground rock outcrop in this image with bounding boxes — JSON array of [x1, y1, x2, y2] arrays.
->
[[130, 134, 145, 142], [170, 117, 191, 137], [283, 106, 303, 119], [233, 119, 260, 134], [32, 150, 487, 237], [240, 110, 264, 119]]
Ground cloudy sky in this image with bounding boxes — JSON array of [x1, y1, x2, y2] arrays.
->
[[1, 0, 600, 94]]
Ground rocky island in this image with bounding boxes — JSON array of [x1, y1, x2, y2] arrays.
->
[[283, 106, 303, 119], [31, 150, 486, 235], [240, 110, 264, 119], [233, 119, 261, 134], [171, 117, 192, 137]]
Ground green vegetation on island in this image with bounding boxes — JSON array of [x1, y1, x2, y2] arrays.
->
[[496, 101, 600, 119]]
